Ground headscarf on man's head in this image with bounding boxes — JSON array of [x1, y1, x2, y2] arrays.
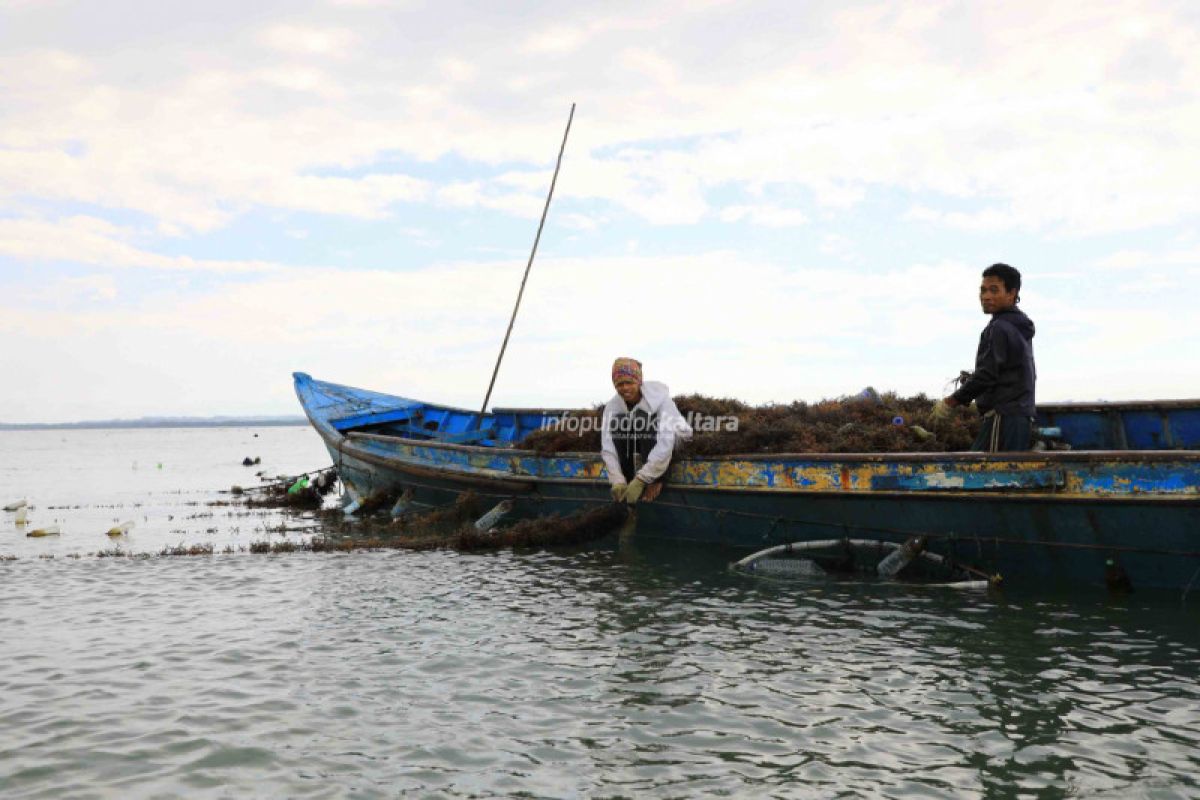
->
[[611, 357, 643, 386]]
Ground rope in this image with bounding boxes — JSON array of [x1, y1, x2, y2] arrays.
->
[[1182, 564, 1200, 607]]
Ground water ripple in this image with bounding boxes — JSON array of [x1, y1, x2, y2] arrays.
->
[[3, 429, 1200, 796]]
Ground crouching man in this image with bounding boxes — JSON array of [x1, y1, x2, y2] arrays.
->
[[601, 357, 693, 504]]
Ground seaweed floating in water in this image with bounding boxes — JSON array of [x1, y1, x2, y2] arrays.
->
[[455, 503, 629, 551], [302, 497, 629, 554], [241, 468, 339, 510], [158, 543, 215, 557]]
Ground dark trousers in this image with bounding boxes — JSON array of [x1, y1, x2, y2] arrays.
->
[[971, 413, 1032, 452]]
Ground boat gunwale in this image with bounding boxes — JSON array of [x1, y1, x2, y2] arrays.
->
[[1038, 398, 1200, 413], [344, 430, 1200, 465]]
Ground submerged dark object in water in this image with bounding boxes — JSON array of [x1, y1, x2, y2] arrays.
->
[[733, 538, 993, 587]]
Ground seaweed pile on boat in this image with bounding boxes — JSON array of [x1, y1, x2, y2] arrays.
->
[[677, 392, 980, 454], [518, 392, 980, 455], [519, 408, 603, 454]]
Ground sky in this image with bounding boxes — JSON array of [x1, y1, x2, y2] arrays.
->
[[1, 0, 1198, 423]]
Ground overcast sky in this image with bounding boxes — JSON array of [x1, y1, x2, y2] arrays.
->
[[1, 0, 1197, 422]]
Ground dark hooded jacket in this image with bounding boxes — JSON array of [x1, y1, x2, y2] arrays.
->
[[952, 307, 1036, 417]]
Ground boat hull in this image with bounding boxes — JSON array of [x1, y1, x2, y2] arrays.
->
[[296, 373, 1200, 592]]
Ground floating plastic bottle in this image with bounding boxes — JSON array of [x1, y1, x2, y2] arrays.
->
[[3, 499, 26, 512], [877, 536, 927, 578], [474, 500, 514, 531], [106, 521, 134, 537], [287, 476, 311, 495], [15, 506, 29, 525], [27, 526, 60, 538]]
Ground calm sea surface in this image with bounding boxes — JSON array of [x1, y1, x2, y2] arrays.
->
[[1, 428, 1198, 798]]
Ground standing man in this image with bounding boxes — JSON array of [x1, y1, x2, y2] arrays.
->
[[601, 357, 692, 504], [942, 263, 1037, 452]]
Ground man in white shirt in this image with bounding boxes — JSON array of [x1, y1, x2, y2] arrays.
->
[[600, 357, 693, 504]]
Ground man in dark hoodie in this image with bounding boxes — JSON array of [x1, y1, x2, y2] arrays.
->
[[942, 263, 1036, 451]]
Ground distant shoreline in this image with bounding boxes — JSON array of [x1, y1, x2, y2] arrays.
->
[[0, 417, 308, 431]]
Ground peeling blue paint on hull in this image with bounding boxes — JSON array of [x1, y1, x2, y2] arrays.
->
[[295, 372, 1200, 592]]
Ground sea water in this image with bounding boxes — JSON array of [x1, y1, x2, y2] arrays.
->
[[1, 427, 1198, 798]]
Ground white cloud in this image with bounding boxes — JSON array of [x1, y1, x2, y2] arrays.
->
[[435, 181, 542, 218], [521, 24, 588, 56], [718, 204, 808, 227], [3, 1, 1200, 419], [7, 3, 1200, 233], [1096, 245, 1200, 270], [558, 213, 601, 231], [3, 248, 1195, 422], [259, 25, 357, 57], [0, 217, 280, 273]]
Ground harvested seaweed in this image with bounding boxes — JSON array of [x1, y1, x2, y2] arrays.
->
[[519, 408, 603, 454], [303, 499, 630, 554], [517, 391, 981, 455], [456, 504, 629, 551]]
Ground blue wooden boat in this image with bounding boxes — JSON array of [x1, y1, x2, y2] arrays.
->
[[294, 372, 1200, 592]]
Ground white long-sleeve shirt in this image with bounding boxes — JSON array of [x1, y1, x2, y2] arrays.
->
[[600, 381, 692, 485]]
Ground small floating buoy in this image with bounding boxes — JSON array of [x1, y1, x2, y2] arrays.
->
[[27, 526, 60, 538], [3, 499, 27, 512], [106, 521, 134, 537]]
